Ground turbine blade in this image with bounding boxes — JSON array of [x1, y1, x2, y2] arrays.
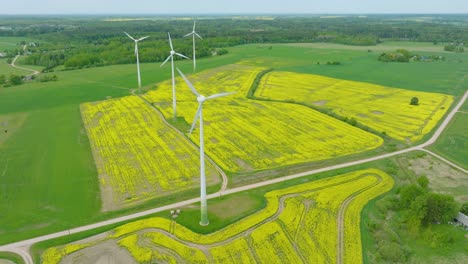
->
[[175, 52, 190, 60], [168, 32, 174, 51], [124, 32, 136, 41], [176, 67, 200, 96], [137, 36, 150, 41], [161, 55, 172, 67], [195, 33, 203, 39], [193, 21, 196, 31], [183, 32, 193, 38], [134, 43, 138, 56], [189, 103, 202, 134], [206, 92, 236, 100]]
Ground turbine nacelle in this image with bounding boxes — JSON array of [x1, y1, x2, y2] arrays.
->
[[197, 95, 206, 103], [170, 50, 175, 55]]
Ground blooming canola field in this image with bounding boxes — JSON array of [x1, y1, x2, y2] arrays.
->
[[40, 169, 394, 264], [144, 64, 383, 173], [257, 71, 453, 142], [81, 96, 221, 211]]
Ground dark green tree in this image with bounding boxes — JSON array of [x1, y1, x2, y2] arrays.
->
[[9, 74, 23, 85], [400, 184, 425, 209], [423, 193, 458, 224], [410, 97, 419, 105], [461, 202, 468, 215], [417, 175, 429, 189]]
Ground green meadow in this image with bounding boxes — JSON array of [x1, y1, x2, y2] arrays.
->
[[429, 109, 468, 169], [0, 36, 36, 52], [0, 42, 467, 244], [0, 59, 33, 76]]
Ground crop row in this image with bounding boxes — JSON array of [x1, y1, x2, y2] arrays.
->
[[81, 96, 220, 211], [144, 64, 383, 173]]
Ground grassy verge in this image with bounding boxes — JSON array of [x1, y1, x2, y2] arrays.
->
[[0, 252, 25, 264], [429, 112, 468, 169]]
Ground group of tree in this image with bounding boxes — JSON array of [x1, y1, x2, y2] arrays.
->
[[2, 15, 466, 70], [0, 74, 23, 87], [399, 181, 459, 233], [444, 43, 465, 53], [38, 74, 58, 82], [368, 173, 462, 263], [378, 49, 411, 62]]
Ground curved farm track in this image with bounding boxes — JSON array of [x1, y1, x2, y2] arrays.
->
[[10, 45, 40, 77], [105, 173, 387, 263]]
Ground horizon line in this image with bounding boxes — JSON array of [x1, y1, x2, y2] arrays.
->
[[1, 12, 468, 16]]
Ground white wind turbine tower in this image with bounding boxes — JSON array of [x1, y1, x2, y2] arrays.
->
[[124, 32, 149, 95], [177, 67, 235, 226], [184, 21, 202, 71], [161, 32, 190, 120]]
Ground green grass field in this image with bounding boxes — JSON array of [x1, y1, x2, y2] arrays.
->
[[429, 110, 468, 169], [0, 36, 36, 51], [0, 59, 34, 76], [231, 44, 468, 96], [1, 41, 467, 245], [0, 251, 25, 264]]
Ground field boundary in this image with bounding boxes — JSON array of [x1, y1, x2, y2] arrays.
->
[[248, 70, 392, 142]]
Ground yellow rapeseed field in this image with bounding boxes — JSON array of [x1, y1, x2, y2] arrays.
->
[[144, 64, 383, 173], [257, 71, 453, 142], [41, 169, 393, 264], [81, 96, 220, 211]]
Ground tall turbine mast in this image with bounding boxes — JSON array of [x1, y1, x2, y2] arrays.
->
[[161, 33, 189, 120], [184, 21, 202, 72], [177, 68, 235, 226], [124, 32, 149, 95]]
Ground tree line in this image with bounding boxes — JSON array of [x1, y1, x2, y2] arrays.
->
[[1, 14, 466, 70]]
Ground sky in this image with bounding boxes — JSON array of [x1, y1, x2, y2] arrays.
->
[[1, 0, 468, 15]]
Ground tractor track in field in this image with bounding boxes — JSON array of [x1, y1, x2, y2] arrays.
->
[[0, 85, 465, 264], [336, 175, 382, 264], [133, 90, 229, 193], [68, 174, 382, 263]]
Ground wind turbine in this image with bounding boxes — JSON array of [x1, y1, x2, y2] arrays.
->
[[184, 21, 203, 71], [124, 32, 149, 95], [161, 32, 190, 120], [176, 67, 235, 226]]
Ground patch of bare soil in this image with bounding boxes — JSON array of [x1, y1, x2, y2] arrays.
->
[[100, 174, 117, 212], [371, 110, 384, 115], [312, 100, 328, 106], [408, 156, 468, 201], [61, 240, 136, 264], [234, 157, 255, 172]]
